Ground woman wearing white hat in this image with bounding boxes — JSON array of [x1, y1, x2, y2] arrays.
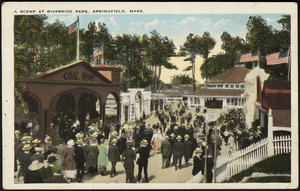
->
[[24, 160, 44, 183], [62, 139, 76, 182]]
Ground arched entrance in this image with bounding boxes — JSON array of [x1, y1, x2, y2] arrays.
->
[[23, 60, 121, 142]]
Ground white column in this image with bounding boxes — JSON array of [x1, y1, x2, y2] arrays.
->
[[267, 109, 274, 156]]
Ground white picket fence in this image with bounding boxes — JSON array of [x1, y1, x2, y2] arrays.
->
[[273, 135, 292, 155], [216, 135, 291, 182]]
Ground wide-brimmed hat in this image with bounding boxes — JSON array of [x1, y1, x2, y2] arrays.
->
[[90, 133, 98, 138], [194, 147, 202, 154], [22, 144, 31, 150], [28, 160, 44, 171], [47, 156, 57, 164], [32, 139, 41, 144], [21, 136, 32, 141], [75, 133, 84, 138], [141, 139, 148, 145], [176, 135, 182, 140], [184, 134, 190, 139], [14, 130, 20, 134], [111, 138, 117, 143], [76, 139, 83, 145], [67, 139, 75, 146], [170, 133, 175, 138]]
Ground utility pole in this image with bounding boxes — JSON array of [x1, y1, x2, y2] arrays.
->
[[213, 124, 218, 183]]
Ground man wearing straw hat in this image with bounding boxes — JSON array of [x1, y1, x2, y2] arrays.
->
[[136, 139, 150, 183], [19, 144, 32, 181], [75, 139, 85, 182], [183, 134, 192, 167], [172, 135, 184, 170], [108, 138, 120, 177], [122, 141, 136, 183], [24, 160, 44, 183]]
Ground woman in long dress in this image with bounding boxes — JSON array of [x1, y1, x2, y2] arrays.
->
[[97, 138, 108, 176], [63, 139, 76, 182]]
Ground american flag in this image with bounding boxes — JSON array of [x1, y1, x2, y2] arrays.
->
[[68, 20, 78, 35], [93, 46, 102, 58], [238, 50, 259, 63], [266, 50, 289, 65]]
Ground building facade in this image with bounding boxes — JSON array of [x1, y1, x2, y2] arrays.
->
[[194, 66, 250, 110]]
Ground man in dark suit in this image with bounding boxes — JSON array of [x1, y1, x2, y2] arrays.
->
[[136, 139, 150, 183], [122, 141, 136, 183], [172, 135, 184, 170], [75, 139, 85, 182]]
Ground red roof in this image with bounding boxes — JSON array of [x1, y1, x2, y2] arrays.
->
[[207, 67, 250, 83], [239, 51, 259, 63], [261, 81, 291, 110], [93, 65, 112, 68], [266, 50, 289, 65], [194, 88, 244, 97], [92, 64, 122, 72]]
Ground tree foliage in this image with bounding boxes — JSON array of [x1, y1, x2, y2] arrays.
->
[[180, 32, 215, 91], [170, 74, 194, 85]]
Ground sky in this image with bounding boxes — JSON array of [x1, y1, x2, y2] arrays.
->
[[46, 14, 285, 83]]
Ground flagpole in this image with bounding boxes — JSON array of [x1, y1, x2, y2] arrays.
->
[[76, 16, 79, 60]]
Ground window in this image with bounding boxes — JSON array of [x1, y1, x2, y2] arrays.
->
[[235, 84, 239, 88], [190, 98, 193, 104], [230, 85, 234, 88], [227, 98, 230, 104], [240, 84, 245, 88], [225, 84, 229, 88], [217, 84, 223, 88]]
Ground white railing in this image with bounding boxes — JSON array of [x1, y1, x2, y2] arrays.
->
[[273, 135, 292, 155], [216, 135, 291, 182], [224, 138, 269, 180]]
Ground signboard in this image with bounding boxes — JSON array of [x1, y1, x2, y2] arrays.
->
[[204, 113, 217, 122]]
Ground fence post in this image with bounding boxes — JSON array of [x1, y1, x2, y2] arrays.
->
[[267, 109, 274, 157]]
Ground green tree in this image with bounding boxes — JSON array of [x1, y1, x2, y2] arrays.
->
[[171, 74, 194, 85], [200, 53, 234, 79], [181, 32, 215, 92], [114, 34, 152, 91], [146, 30, 178, 93]]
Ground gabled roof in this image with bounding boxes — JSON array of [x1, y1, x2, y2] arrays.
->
[[261, 81, 291, 110], [206, 67, 250, 83], [194, 88, 244, 97], [266, 50, 289, 65], [27, 60, 112, 83]]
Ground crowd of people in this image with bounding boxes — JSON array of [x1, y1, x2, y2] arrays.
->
[[14, 103, 235, 184]]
